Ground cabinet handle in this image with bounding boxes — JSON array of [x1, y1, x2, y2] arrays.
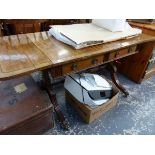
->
[[128, 47, 133, 53], [71, 63, 77, 71], [129, 45, 137, 53], [115, 51, 119, 57]]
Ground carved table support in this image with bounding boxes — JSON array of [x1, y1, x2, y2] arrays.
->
[[108, 62, 129, 97], [42, 69, 69, 130]]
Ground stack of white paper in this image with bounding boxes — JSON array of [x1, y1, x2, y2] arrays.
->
[[49, 20, 142, 49], [92, 19, 127, 32]]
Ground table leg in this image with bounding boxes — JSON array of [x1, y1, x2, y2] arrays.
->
[[42, 69, 69, 130], [108, 62, 129, 97]]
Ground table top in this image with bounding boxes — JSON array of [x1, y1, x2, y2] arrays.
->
[[0, 31, 155, 80], [129, 21, 155, 31]]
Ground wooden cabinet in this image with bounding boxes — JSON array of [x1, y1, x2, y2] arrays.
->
[[1, 19, 91, 35], [1, 19, 48, 35]]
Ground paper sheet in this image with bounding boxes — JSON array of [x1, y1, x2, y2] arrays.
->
[[49, 23, 142, 49], [92, 19, 127, 32]]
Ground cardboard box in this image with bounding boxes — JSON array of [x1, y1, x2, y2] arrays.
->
[[0, 76, 54, 135], [65, 80, 119, 123]]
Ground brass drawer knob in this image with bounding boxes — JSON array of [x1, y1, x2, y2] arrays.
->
[[115, 51, 119, 57], [71, 63, 77, 71], [129, 45, 137, 53], [92, 59, 98, 65]]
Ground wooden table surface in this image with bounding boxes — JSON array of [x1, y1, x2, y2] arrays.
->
[[129, 21, 155, 37], [129, 21, 155, 31], [0, 31, 155, 81]]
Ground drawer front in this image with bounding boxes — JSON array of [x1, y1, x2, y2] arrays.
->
[[106, 46, 137, 61], [63, 55, 103, 75], [108, 52, 116, 60], [104, 49, 128, 62], [115, 48, 129, 58], [128, 45, 137, 53], [53, 46, 138, 77]]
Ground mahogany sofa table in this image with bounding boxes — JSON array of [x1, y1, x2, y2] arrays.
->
[[0, 31, 155, 129]]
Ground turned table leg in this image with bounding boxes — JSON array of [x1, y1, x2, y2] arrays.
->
[[108, 62, 129, 97], [42, 69, 69, 130]]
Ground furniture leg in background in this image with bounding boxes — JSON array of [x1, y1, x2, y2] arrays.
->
[[42, 69, 69, 130]]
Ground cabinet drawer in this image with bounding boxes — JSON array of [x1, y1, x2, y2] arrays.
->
[[128, 45, 137, 53], [108, 52, 116, 60], [63, 55, 103, 75], [107, 46, 137, 61], [115, 48, 129, 58], [105, 49, 128, 61]]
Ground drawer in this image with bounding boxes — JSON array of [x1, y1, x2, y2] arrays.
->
[[105, 49, 128, 62], [63, 55, 103, 75], [106, 46, 137, 61], [108, 52, 116, 60], [115, 48, 129, 58], [128, 45, 137, 53]]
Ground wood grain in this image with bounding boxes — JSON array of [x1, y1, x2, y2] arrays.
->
[[0, 31, 155, 81], [129, 21, 155, 31], [117, 41, 155, 83], [124, 21, 155, 82], [0, 33, 52, 80], [27, 32, 155, 66]]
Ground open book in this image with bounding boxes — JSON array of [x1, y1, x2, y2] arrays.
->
[[49, 21, 142, 49]]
